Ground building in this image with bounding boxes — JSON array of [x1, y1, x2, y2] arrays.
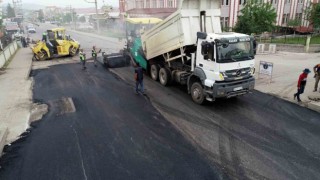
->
[[120, 0, 178, 18], [221, 0, 320, 32], [123, 0, 319, 33]]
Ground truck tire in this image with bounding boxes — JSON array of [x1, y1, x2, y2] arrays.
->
[[159, 68, 171, 86], [191, 82, 205, 104], [150, 64, 159, 81]]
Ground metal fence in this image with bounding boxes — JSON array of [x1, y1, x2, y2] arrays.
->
[[257, 34, 320, 45]]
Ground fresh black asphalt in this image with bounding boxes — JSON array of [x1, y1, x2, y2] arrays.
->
[[0, 63, 223, 180]]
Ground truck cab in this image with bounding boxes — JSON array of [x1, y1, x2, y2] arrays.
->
[[189, 32, 255, 103]]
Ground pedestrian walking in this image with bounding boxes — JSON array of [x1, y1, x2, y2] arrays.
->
[[91, 46, 101, 67], [134, 62, 145, 94], [294, 68, 311, 102], [79, 49, 86, 70], [21, 36, 26, 47], [313, 63, 320, 92]]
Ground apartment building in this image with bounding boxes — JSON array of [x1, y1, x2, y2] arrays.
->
[[222, 0, 319, 32], [120, 0, 178, 18], [122, 0, 319, 32]]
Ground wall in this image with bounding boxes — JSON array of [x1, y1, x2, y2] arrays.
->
[[262, 43, 320, 53], [0, 41, 19, 68]]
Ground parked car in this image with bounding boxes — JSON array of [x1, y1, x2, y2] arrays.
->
[[13, 31, 23, 40], [28, 27, 36, 33]]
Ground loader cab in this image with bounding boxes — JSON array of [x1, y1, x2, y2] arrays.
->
[[32, 27, 80, 61]]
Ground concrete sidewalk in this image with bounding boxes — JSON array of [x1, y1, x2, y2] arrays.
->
[[255, 52, 320, 112], [0, 47, 33, 148]]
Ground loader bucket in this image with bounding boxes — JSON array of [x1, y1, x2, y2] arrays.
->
[[103, 53, 131, 68]]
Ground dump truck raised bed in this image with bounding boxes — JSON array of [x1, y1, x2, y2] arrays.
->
[[129, 0, 255, 104]]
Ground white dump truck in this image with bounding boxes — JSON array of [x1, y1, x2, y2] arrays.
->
[[130, 0, 255, 104]]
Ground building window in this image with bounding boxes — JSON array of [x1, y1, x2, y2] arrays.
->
[[222, 0, 229, 6], [136, 0, 144, 8], [298, 0, 303, 3], [225, 17, 229, 28], [239, 0, 246, 5], [168, 0, 173, 7], [152, 0, 157, 8], [295, 13, 302, 20], [221, 17, 229, 30], [159, 0, 164, 8], [145, 0, 150, 8], [286, 0, 290, 3], [282, 14, 290, 24]]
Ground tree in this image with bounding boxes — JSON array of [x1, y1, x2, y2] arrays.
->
[[38, 9, 45, 22], [63, 13, 73, 23], [79, 16, 86, 23], [6, 4, 15, 18], [234, 0, 277, 35], [304, 3, 320, 31], [287, 19, 301, 28]]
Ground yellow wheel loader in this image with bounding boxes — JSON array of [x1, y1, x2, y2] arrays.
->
[[31, 27, 80, 61]]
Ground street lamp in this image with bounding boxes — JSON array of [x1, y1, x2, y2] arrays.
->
[[84, 0, 100, 33]]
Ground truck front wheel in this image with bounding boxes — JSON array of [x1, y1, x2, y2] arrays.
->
[[150, 64, 159, 81], [191, 82, 205, 104], [159, 68, 171, 86]]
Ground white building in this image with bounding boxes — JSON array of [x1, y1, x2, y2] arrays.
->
[[123, 0, 319, 32]]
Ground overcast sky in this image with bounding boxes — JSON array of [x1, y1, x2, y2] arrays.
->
[[2, 0, 119, 8]]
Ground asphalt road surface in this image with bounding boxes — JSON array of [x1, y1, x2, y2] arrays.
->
[[0, 62, 223, 179], [2, 23, 320, 180]]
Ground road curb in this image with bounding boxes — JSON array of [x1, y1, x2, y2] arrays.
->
[[25, 56, 33, 80], [0, 126, 8, 156], [307, 101, 320, 113], [256, 90, 320, 113]]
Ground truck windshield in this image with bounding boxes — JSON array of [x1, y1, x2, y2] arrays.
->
[[216, 41, 253, 63]]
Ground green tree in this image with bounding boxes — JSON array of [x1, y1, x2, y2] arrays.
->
[[287, 19, 301, 27], [63, 13, 72, 23], [6, 4, 15, 18], [234, 0, 277, 35], [79, 16, 86, 23], [38, 9, 45, 22], [305, 3, 320, 31]]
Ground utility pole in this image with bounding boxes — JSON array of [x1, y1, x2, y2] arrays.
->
[[69, 6, 74, 29], [94, 0, 100, 33], [84, 0, 100, 33], [68, 5, 76, 30]]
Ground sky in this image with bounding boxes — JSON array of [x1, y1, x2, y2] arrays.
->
[[2, 0, 119, 8]]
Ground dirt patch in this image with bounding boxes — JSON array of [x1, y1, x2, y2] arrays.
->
[[29, 103, 48, 123], [49, 97, 76, 116]]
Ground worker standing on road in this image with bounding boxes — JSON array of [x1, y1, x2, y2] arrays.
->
[[42, 32, 47, 42], [313, 63, 320, 92], [134, 62, 145, 95], [91, 46, 101, 67], [79, 49, 86, 70], [294, 68, 311, 102]]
